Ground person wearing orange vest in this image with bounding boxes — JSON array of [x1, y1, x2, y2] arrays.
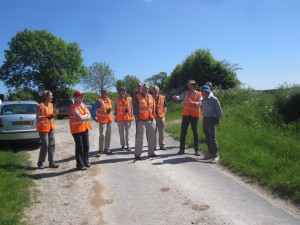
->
[[36, 90, 59, 169], [91, 89, 113, 157], [133, 83, 157, 160], [172, 80, 202, 156], [69, 90, 92, 170], [152, 85, 167, 150], [114, 87, 133, 151]]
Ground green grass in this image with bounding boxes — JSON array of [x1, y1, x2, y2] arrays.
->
[[0, 149, 33, 225], [166, 87, 300, 205]]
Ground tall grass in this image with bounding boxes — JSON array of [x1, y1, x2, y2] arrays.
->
[[166, 87, 300, 205], [0, 150, 33, 225]]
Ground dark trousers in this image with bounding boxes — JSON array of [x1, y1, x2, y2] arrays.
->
[[72, 130, 90, 168], [203, 117, 219, 157], [180, 116, 199, 151]]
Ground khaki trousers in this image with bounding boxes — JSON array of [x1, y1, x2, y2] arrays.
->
[[38, 131, 55, 164], [99, 122, 111, 152], [117, 120, 132, 147], [155, 116, 165, 149], [134, 119, 156, 157]]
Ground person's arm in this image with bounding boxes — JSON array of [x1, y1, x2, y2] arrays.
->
[[132, 96, 139, 120], [172, 92, 185, 101]]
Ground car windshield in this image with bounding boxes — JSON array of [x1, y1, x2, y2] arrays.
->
[[0, 104, 38, 115]]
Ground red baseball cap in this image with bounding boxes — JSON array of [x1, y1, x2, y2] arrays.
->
[[73, 90, 84, 97]]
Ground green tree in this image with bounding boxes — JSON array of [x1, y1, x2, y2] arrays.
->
[[0, 29, 87, 99], [115, 75, 140, 97], [144, 72, 168, 93], [168, 49, 241, 90], [81, 62, 116, 94]]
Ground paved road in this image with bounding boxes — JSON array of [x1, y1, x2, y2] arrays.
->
[[89, 120, 300, 225]]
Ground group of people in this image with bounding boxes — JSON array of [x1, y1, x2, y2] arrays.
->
[[36, 79, 222, 170]]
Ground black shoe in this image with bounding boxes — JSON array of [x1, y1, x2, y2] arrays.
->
[[121, 145, 125, 150], [95, 153, 101, 157], [160, 147, 167, 150], [37, 163, 44, 169], [149, 154, 158, 157], [49, 163, 59, 168], [177, 150, 185, 155], [77, 166, 87, 170], [134, 156, 141, 160], [85, 163, 92, 168], [104, 149, 112, 155]]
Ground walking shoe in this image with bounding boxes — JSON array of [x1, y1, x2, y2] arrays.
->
[[77, 166, 87, 170], [104, 149, 112, 155], [95, 153, 101, 157], [85, 163, 92, 168], [49, 163, 59, 168], [37, 163, 44, 169], [211, 156, 220, 164], [202, 154, 213, 160], [160, 147, 167, 150], [134, 156, 141, 160], [177, 150, 185, 155], [126, 146, 132, 151], [121, 145, 125, 150], [149, 154, 158, 157], [195, 151, 200, 156]]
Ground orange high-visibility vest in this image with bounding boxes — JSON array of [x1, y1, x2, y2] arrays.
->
[[68, 104, 92, 134], [136, 93, 155, 120], [96, 98, 113, 124], [182, 91, 201, 118], [154, 95, 166, 118], [114, 96, 133, 122], [37, 102, 55, 132]]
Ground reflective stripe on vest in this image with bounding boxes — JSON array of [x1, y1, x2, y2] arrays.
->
[[37, 103, 55, 132], [96, 98, 113, 124], [115, 97, 132, 122], [136, 93, 155, 120], [182, 91, 201, 118], [69, 104, 92, 134]]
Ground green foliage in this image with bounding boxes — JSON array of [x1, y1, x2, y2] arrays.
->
[[0, 150, 33, 225], [144, 72, 168, 93], [81, 62, 116, 94], [6, 88, 39, 101], [84, 92, 99, 103], [167, 49, 241, 91], [166, 87, 300, 205], [273, 87, 300, 123], [115, 75, 140, 97], [0, 29, 87, 99]]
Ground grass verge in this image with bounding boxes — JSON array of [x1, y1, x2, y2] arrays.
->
[[0, 149, 33, 225]]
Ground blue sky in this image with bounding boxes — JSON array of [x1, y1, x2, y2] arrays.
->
[[1, 0, 300, 94]]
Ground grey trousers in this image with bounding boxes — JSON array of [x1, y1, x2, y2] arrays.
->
[[38, 131, 55, 164], [202, 117, 219, 157], [135, 119, 156, 157], [155, 117, 165, 148], [99, 122, 112, 152], [117, 120, 132, 147]]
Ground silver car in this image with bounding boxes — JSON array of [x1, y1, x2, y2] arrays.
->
[[0, 101, 40, 142]]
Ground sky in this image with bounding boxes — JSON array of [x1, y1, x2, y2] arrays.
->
[[1, 0, 300, 94]]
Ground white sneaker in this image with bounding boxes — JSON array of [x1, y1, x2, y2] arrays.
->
[[211, 156, 220, 163]]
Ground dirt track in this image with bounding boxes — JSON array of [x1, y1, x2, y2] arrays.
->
[[22, 119, 300, 225]]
